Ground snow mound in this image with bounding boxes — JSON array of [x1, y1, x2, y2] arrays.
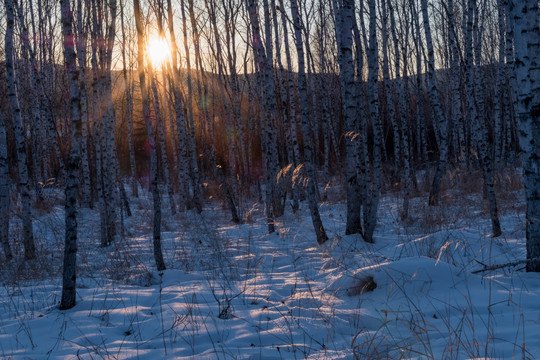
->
[[328, 256, 466, 298]]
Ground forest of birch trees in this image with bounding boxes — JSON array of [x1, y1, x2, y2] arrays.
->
[[1, 0, 540, 309]]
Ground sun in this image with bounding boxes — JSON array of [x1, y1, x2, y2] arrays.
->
[[147, 36, 171, 67]]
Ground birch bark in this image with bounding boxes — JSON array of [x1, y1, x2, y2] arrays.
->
[[510, 0, 540, 271], [422, 0, 450, 206], [466, 0, 502, 237], [290, 0, 328, 244], [364, 0, 381, 243], [333, 0, 363, 236], [167, 0, 190, 210], [246, 0, 281, 233], [0, 115, 12, 261], [4, 0, 36, 260], [59, 0, 83, 310], [134, 0, 166, 271]]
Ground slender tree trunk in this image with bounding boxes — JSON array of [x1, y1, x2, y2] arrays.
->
[[246, 0, 281, 233], [148, 68, 177, 215], [180, 0, 203, 212], [4, 0, 36, 260], [278, 0, 301, 212], [494, 0, 507, 163], [422, 0, 450, 206], [466, 0, 502, 237], [75, 0, 93, 208], [381, 0, 400, 169], [12, 0, 44, 204], [120, 0, 138, 198], [134, 0, 166, 271], [363, 0, 381, 243], [290, 0, 328, 244], [59, 0, 83, 310], [388, 0, 411, 219], [0, 116, 12, 261], [165, 0, 190, 210]]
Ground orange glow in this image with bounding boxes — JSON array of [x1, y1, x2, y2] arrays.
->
[[147, 36, 170, 67]]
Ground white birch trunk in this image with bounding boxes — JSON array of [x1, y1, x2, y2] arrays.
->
[[466, 0, 502, 237], [364, 0, 381, 243], [0, 115, 12, 261], [180, 0, 203, 212], [290, 0, 328, 244], [278, 0, 301, 212], [246, 0, 281, 233], [381, 0, 400, 168], [59, 0, 82, 310], [4, 0, 36, 260], [148, 69, 177, 215], [134, 0, 166, 271], [333, 0, 363, 236], [13, 0, 44, 202], [120, 0, 138, 199], [510, 0, 540, 271], [75, 0, 93, 208], [388, 0, 411, 219], [422, 0, 450, 206], [167, 0, 190, 211]]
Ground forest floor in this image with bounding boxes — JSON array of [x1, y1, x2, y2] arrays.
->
[[0, 176, 539, 359]]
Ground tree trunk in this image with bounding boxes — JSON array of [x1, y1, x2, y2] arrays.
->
[[422, 0, 450, 206], [120, 0, 138, 199], [59, 0, 83, 310], [246, 0, 281, 233], [4, 0, 36, 260], [75, 0, 93, 208], [134, 0, 166, 271], [510, 0, 540, 271], [290, 0, 328, 244], [364, 0, 381, 243], [333, 0, 363, 236], [166, 0, 190, 211], [278, 0, 301, 212], [148, 68, 177, 215], [466, 0, 502, 237], [388, 0, 411, 219], [0, 116, 12, 261], [180, 0, 203, 213]]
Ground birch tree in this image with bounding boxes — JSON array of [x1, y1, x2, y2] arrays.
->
[[333, 0, 363, 236], [388, 0, 411, 219], [89, 0, 120, 246], [466, 0, 502, 237], [510, 0, 540, 271], [120, 0, 139, 198], [167, 0, 191, 211], [422, 0, 450, 206], [364, 0, 381, 243], [4, 0, 36, 260], [75, 0, 93, 208], [0, 115, 12, 261], [134, 0, 166, 271], [290, 0, 328, 244], [59, 0, 83, 310], [180, 0, 203, 213], [246, 0, 281, 233], [278, 0, 302, 212]]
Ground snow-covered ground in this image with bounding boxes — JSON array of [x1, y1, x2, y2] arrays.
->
[[0, 186, 538, 359]]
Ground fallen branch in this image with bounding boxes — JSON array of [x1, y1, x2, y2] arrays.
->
[[472, 258, 540, 274]]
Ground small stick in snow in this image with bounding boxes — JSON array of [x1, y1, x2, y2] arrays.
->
[[472, 259, 538, 274]]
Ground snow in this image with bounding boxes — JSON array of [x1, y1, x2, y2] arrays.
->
[[0, 191, 539, 359]]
